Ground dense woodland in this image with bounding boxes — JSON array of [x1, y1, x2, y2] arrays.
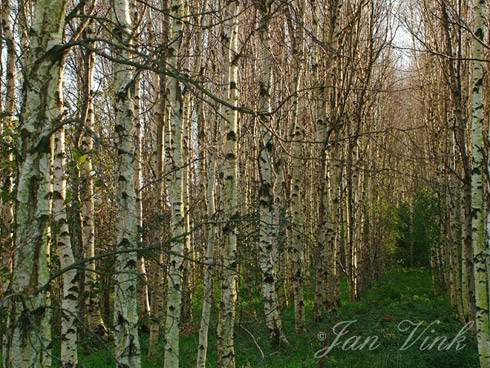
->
[[0, 0, 488, 367]]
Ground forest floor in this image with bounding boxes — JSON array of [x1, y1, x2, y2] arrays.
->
[[80, 268, 479, 368]]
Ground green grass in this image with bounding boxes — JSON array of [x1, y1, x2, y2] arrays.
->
[[79, 268, 479, 368]]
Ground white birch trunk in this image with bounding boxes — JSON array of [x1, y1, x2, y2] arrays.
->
[[286, 4, 306, 333], [217, 0, 240, 366], [163, 0, 186, 365], [53, 123, 78, 368], [130, 3, 151, 324], [3, 1, 67, 367], [79, 27, 107, 336], [196, 155, 216, 368], [112, 1, 141, 366], [470, 0, 490, 365], [255, 0, 287, 346], [133, 64, 151, 324], [147, 13, 168, 356], [195, 3, 217, 365]]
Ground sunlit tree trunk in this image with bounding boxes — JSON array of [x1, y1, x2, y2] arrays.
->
[[53, 100, 78, 368], [439, 0, 475, 323], [470, 0, 489, 365], [112, 0, 141, 366], [255, 0, 288, 346], [3, 0, 68, 366], [194, 2, 218, 365], [312, 2, 327, 322], [162, 0, 186, 365], [289, 96, 306, 333], [79, 26, 107, 336], [135, 110, 151, 323], [196, 153, 217, 368], [147, 64, 165, 357], [147, 7, 169, 357], [285, 3, 306, 334], [448, 141, 464, 321], [131, 4, 151, 325], [274, 164, 288, 308], [181, 93, 193, 325], [216, 0, 240, 365]]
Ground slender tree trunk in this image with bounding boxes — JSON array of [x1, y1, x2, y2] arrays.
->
[[79, 27, 107, 335], [147, 7, 169, 356], [181, 96, 193, 325], [1, 0, 15, 291], [194, 3, 218, 364], [112, 1, 141, 366], [147, 69, 166, 356], [217, 0, 240, 366], [470, 1, 489, 365], [329, 0, 343, 309], [285, 3, 306, 333], [345, 124, 358, 301], [289, 111, 306, 333], [53, 103, 79, 368], [312, 2, 326, 322], [196, 155, 217, 368], [331, 141, 342, 308], [274, 167, 288, 307], [255, 0, 288, 346], [131, 7, 151, 325], [162, 0, 186, 365], [133, 62, 150, 326], [462, 175, 476, 321], [1, 0, 16, 358]]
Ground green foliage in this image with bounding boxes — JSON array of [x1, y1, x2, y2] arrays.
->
[[376, 198, 402, 259], [70, 148, 89, 170], [381, 187, 442, 267], [73, 269, 477, 368]]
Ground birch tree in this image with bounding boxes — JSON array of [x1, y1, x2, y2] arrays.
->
[[131, 4, 151, 324], [195, 3, 219, 366], [196, 154, 217, 368], [217, 0, 240, 366], [1, 0, 15, 282], [79, 25, 108, 335], [147, 5, 169, 356], [112, 0, 141, 366], [163, 0, 186, 365], [53, 78, 79, 367], [470, 0, 489, 365], [255, 0, 288, 346], [286, 2, 306, 333], [3, 0, 68, 366]]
